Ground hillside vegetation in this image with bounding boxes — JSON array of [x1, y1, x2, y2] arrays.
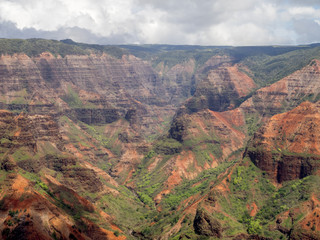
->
[[0, 38, 320, 239]]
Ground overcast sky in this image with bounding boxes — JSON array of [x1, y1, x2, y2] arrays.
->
[[0, 0, 320, 46]]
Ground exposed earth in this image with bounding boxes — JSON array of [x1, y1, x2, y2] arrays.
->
[[0, 39, 320, 239]]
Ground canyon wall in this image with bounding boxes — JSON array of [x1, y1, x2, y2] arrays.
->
[[247, 101, 320, 183]]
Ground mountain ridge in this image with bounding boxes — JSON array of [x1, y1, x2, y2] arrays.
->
[[0, 39, 320, 239]]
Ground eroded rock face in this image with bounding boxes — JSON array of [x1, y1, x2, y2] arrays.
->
[[240, 59, 320, 116], [0, 110, 63, 153], [0, 109, 122, 239], [0, 53, 177, 136], [0, 174, 108, 240], [193, 208, 222, 238], [65, 108, 120, 125], [186, 64, 256, 112], [153, 108, 248, 200], [247, 101, 320, 183], [170, 108, 247, 159]]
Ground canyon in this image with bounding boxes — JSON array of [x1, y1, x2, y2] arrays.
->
[[0, 39, 320, 239]]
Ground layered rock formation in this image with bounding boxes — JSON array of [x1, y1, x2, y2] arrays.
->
[[2, 40, 320, 239], [186, 64, 256, 112], [0, 110, 63, 154], [147, 64, 255, 200], [0, 53, 176, 136], [240, 59, 320, 116], [0, 111, 126, 240], [170, 108, 246, 159], [0, 174, 121, 240], [247, 101, 320, 182]]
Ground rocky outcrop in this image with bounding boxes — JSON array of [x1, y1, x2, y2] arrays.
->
[[170, 108, 246, 160], [0, 174, 114, 240], [247, 101, 320, 182], [193, 208, 222, 238], [186, 64, 256, 112], [34, 53, 168, 105], [155, 108, 247, 199], [154, 55, 235, 105], [0, 111, 63, 153], [66, 108, 121, 125], [154, 59, 196, 105]]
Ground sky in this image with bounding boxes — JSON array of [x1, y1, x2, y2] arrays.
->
[[0, 0, 320, 46]]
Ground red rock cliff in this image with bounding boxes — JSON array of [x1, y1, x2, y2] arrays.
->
[[247, 101, 320, 183]]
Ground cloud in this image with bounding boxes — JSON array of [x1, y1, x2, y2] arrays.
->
[[0, 0, 319, 45]]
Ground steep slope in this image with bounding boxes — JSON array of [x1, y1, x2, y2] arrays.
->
[[147, 63, 255, 196], [186, 64, 256, 112], [129, 66, 252, 210], [2, 39, 320, 239], [0, 174, 122, 240], [131, 55, 320, 239], [247, 101, 320, 183], [0, 46, 244, 187], [0, 52, 174, 134], [0, 111, 150, 239], [142, 157, 320, 240], [240, 59, 320, 117]]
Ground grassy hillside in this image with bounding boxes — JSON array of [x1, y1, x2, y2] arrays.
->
[[240, 45, 320, 86], [0, 38, 127, 58]]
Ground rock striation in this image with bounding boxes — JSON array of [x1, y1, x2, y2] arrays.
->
[[247, 101, 320, 183], [186, 64, 256, 112], [0, 52, 177, 136], [240, 59, 320, 116]]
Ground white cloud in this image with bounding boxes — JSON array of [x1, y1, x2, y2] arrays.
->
[[0, 0, 319, 45], [289, 6, 317, 15]]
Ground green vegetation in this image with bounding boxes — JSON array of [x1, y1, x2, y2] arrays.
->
[[220, 159, 275, 221], [98, 188, 151, 230], [136, 158, 238, 239], [154, 138, 182, 155], [0, 38, 89, 57], [151, 49, 222, 70], [257, 176, 319, 223], [19, 170, 40, 183], [245, 113, 262, 136], [61, 39, 128, 59], [61, 86, 83, 108], [11, 147, 32, 162], [8, 209, 18, 217], [210, 159, 320, 238], [10, 89, 29, 104], [2, 39, 320, 239], [137, 192, 154, 206], [241, 212, 262, 234], [241, 45, 320, 86], [0, 170, 8, 184], [37, 181, 49, 192], [0, 138, 12, 144], [293, 93, 320, 106], [119, 44, 223, 62], [0, 38, 128, 58], [59, 116, 95, 156], [120, 43, 320, 89], [183, 124, 223, 163]]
